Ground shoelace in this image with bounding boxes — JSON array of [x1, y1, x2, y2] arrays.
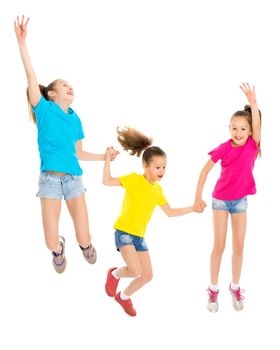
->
[[207, 288, 219, 303], [231, 288, 245, 301]]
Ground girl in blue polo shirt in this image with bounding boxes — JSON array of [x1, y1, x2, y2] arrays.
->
[[14, 16, 118, 273]]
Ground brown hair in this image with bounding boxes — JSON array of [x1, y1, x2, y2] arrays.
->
[[231, 105, 262, 156], [27, 80, 60, 123], [116, 127, 166, 164]]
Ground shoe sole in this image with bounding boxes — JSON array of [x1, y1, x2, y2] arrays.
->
[[115, 295, 136, 317], [207, 303, 218, 313], [83, 255, 97, 264], [53, 258, 67, 274]]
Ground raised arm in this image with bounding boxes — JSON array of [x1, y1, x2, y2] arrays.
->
[[103, 147, 121, 186], [240, 82, 261, 146], [14, 16, 41, 107], [193, 159, 215, 212]]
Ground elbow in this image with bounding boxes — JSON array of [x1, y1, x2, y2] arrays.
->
[[103, 177, 112, 186], [76, 152, 82, 160]]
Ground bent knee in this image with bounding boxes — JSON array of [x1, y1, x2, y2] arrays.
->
[[141, 272, 153, 283], [128, 266, 142, 278]]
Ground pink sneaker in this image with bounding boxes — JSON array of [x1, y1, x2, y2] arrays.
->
[[229, 285, 244, 311], [207, 287, 219, 313]]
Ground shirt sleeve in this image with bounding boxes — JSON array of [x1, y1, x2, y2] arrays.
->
[[75, 116, 85, 140], [119, 173, 136, 189], [157, 185, 168, 206], [248, 136, 258, 151], [208, 142, 227, 163], [32, 96, 49, 126]]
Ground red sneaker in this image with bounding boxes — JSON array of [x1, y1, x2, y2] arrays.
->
[[115, 292, 137, 317], [105, 267, 119, 297]]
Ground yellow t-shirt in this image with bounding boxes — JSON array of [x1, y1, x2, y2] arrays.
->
[[114, 173, 168, 237]]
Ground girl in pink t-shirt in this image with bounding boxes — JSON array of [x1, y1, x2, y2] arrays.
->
[[194, 83, 261, 313]]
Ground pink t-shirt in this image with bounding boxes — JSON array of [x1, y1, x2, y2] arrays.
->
[[208, 136, 258, 200]]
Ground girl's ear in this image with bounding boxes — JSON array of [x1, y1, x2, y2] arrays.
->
[[142, 161, 148, 169], [47, 90, 56, 98]]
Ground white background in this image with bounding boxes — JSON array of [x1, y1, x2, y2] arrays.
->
[[1, 1, 279, 349]]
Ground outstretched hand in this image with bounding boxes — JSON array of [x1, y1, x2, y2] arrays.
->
[[105, 147, 119, 161], [240, 82, 257, 106], [14, 15, 30, 42]]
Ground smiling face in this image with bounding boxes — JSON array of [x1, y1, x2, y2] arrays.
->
[[47, 80, 74, 104], [229, 116, 252, 146], [143, 155, 167, 183]]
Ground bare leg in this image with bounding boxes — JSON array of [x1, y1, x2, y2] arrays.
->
[[66, 194, 91, 248], [40, 198, 62, 251], [231, 212, 247, 284], [210, 210, 229, 285], [117, 246, 153, 296]]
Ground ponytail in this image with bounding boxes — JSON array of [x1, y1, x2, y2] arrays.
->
[[117, 127, 166, 164]]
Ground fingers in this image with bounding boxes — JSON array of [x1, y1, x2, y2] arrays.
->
[[15, 15, 30, 30], [105, 146, 119, 161], [25, 17, 30, 27], [240, 81, 254, 94]]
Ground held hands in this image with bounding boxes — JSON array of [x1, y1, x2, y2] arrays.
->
[[240, 82, 257, 106], [105, 147, 119, 161], [14, 15, 30, 43], [193, 200, 207, 213]]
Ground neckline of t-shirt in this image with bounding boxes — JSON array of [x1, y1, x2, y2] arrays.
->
[[52, 100, 74, 116], [141, 174, 157, 186], [229, 136, 250, 149]]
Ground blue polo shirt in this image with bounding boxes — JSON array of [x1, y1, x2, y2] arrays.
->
[[32, 96, 84, 175]]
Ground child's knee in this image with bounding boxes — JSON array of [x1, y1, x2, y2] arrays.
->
[[141, 271, 153, 284], [129, 266, 142, 278]]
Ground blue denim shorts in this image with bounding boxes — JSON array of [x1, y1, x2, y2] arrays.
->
[[114, 230, 149, 252], [212, 197, 248, 214], [36, 172, 86, 200]]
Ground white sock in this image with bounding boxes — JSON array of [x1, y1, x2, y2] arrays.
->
[[210, 284, 219, 291], [120, 291, 130, 300], [111, 268, 120, 279], [231, 282, 239, 290]]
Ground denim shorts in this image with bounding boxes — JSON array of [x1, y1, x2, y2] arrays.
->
[[114, 229, 149, 252], [36, 172, 86, 200], [212, 197, 248, 214]]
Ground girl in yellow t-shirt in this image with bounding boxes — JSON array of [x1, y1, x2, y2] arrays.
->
[[103, 127, 206, 317]]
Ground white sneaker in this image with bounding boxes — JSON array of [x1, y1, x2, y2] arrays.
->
[[229, 284, 244, 311], [207, 287, 219, 313]]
